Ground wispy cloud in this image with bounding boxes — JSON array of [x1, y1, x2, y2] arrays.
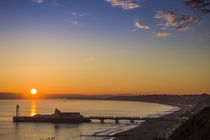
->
[[64, 18, 79, 24], [154, 11, 199, 31], [204, 32, 210, 38], [161, 26, 167, 30], [33, 0, 44, 3], [71, 21, 79, 25], [84, 57, 95, 62], [186, 0, 210, 14], [135, 21, 150, 29], [177, 26, 190, 31], [64, 11, 86, 25], [72, 12, 86, 17], [154, 32, 170, 37], [105, 0, 140, 9]]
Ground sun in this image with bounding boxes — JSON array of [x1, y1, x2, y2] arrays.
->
[[31, 88, 37, 95]]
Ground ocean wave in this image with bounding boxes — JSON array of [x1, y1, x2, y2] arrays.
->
[[87, 121, 143, 140]]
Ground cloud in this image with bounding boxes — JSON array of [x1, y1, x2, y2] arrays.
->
[[154, 11, 200, 31], [72, 12, 77, 16], [72, 12, 86, 17], [33, 0, 44, 3], [64, 11, 85, 25], [71, 21, 79, 25], [105, 0, 140, 9], [84, 57, 95, 62], [177, 26, 190, 31], [204, 32, 210, 38], [64, 17, 79, 25], [186, 0, 210, 14], [161, 26, 167, 30], [154, 32, 170, 37], [135, 21, 150, 29]]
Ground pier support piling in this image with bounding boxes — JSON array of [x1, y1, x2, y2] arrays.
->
[[100, 119, 104, 123], [130, 120, 134, 123], [115, 119, 119, 123]]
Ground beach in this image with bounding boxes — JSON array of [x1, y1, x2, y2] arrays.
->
[[114, 104, 192, 140]]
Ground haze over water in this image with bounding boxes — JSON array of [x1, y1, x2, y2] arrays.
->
[[0, 99, 176, 140]]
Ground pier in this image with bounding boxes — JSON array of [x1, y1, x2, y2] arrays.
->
[[13, 105, 152, 124], [86, 116, 146, 123], [14, 115, 148, 123]]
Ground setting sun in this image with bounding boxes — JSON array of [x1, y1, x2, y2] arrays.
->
[[31, 89, 37, 95]]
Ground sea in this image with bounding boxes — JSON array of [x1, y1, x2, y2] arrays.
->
[[0, 99, 179, 140]]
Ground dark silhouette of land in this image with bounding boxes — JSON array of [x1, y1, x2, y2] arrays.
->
[[0, 92, 118, 99], [169, 107, 210, 140], [107, 94, 210, 108], [0, 93, 25, 99], [0, 93, 209, 104]]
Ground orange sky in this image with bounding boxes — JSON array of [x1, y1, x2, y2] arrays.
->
[[1, 0, 210, 95], [0, 34, 209, 95]]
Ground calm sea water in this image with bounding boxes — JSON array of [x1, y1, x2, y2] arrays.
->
[[0, 99, 178, 140]]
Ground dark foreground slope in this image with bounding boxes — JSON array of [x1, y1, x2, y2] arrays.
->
[[169, 107, 210, 140]]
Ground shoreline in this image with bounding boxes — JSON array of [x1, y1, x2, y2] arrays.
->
[[113, 103, 192, 140], [0, 98, 195, 139]]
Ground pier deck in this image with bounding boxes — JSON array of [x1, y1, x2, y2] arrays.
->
[[85, 116, 147, 123], [13, 116, 151, 123]]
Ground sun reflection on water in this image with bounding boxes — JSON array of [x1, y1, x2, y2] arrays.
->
[[30, 101, 37, 116]]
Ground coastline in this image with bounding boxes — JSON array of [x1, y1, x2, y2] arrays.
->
[[113, 104, 192, 140]]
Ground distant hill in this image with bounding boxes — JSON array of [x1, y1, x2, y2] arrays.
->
[[169, 107, 210, 140], [0, 93, 120, 100], [1, 93, 209, 107], [107, 94, 210, 107], [0, 93, 24, 99], [43, 94, 115, 99]]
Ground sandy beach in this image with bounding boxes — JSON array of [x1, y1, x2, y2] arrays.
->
[[114, 104, 192, 140]]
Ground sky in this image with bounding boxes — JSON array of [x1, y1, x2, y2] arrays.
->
[[0, 0, 210, 95]]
